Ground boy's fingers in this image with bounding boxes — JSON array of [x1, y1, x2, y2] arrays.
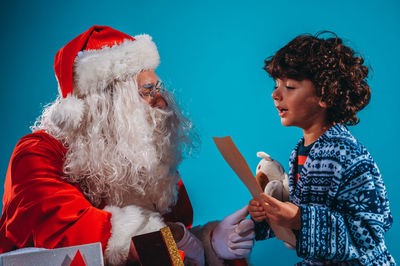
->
[[262, 203, 273, 213], [254, 217, 267, 222], [249, 205, 263, 212], [250, 211, 265, 217], [260, 193, 280, 207], [250, 210, 266, 216], [252, 216, 265, 222], [249, 205, 261, 211], [249, 209, 261, 214], [263, 202, 278, 215], [265, 213, 277, 223], [249, 199, 260, 207]]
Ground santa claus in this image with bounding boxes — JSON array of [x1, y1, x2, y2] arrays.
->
[[0, 26, 255, 265]]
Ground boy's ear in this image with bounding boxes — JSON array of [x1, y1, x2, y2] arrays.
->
[[319, 99, 328, 108]]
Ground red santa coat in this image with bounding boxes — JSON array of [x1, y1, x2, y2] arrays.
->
[[0, 130, 193, 264]]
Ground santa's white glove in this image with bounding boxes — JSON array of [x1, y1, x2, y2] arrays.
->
[[175, 222, 205, 265], [211, 205, 255, 260]]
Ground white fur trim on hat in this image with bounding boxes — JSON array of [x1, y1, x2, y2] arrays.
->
[[103, 205, 166, 266], [50, 95, 85, 130], [73, 34, 160, 97], [191, 221, 225, 266]]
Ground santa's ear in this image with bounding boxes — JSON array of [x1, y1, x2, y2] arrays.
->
[[257, 151, 272, 161]]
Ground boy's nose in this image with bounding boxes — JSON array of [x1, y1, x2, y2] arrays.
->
[[271, 88, 281, 101]]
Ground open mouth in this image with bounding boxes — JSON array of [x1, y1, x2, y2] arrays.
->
[[277, 107, 288, 116]]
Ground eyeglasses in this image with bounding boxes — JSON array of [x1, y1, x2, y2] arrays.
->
[[138, 80, 165, 97]]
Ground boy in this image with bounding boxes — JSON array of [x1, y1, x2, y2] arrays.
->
[[249, 33, 395, 265]]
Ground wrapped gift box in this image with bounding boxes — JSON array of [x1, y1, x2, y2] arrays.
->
[[0, 242, 103, 266]]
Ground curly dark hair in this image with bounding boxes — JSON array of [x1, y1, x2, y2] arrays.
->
[[264, 31, 371, 126]]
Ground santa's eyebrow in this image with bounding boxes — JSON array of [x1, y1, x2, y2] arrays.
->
[[140, 83, 156, 89]]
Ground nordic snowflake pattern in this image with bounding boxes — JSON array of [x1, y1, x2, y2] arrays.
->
[[254, 124, 395, 265]]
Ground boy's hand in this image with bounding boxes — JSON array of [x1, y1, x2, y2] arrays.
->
[[249, 199, 267, 222], [260, 193, 301, 230]]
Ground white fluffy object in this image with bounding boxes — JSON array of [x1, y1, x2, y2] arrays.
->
[[256, 151, 290, 202], [103, 205, 166, 265], [256, 152, 294, 249], [50, 95, 85, 130], [73, 34, 159, 97]]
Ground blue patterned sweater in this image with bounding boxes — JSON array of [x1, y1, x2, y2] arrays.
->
[[255, 124, 395, 265]]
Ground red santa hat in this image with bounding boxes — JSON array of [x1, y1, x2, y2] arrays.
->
[[51, 25, 160, 129]]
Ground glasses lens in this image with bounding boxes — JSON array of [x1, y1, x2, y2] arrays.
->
[[151, 81, 165, 96], [139, 81, 165, 97]]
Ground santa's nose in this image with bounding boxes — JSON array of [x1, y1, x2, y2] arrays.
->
[[150, 92, 167, 108]]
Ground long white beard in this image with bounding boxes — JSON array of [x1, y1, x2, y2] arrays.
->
[[32, 76, 197, 214]]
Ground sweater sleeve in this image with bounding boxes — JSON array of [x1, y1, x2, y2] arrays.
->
[[254, 220, 275, 241], [296, 155, 394, 264]]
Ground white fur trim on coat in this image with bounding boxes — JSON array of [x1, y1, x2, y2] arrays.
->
[[73, 34, 160, 97], [191, 221, 225, 266], [103, 205, 166, 266]]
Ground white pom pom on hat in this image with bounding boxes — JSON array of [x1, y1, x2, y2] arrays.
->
[[51, 95, 85, 130]]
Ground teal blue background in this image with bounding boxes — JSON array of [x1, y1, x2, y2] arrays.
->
[[1, 0, 399, 264]]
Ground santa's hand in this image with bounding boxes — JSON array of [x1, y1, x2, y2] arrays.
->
[[211, 205, 255, 259], [174, 222, 205, 265]]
